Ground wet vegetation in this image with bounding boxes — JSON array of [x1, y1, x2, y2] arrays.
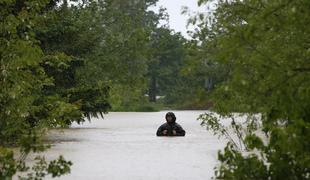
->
[[1, 0, 309, 179], [196, 0, 310, 179]]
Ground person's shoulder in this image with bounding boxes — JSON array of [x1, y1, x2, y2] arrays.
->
[[159, 123, 168, 127]]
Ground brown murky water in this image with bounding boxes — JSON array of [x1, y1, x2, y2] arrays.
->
[[39, 111, 226, 180]]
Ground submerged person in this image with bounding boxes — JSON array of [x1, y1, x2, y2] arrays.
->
[[156, 112, 186, 136]]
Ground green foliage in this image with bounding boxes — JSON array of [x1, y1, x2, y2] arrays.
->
[[0, 147, 72, 180], [147, 27, 188, 104], [112, 100, 161, 112], [66, 86, 110, 120], [0, 0, 92, 179], [199, 113, 260, 151], [1, 0, 168, 178], [44, 0, 163, 111], [0, 148, 18, 178], [35, 2, 111, 120], [195, 0, 310, 179], [215, 144, 269, 180], [154, 33, 230, 109]]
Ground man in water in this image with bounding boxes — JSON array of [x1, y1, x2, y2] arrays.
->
[[156, 112, 186, 136]]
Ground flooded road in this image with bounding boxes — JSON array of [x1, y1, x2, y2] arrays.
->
[[44, 111, 226, 180]]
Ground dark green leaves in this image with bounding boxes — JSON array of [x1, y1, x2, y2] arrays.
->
[[194, 0, 310, 179]]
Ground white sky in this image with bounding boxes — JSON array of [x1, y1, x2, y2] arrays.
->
[[150, 0, 207, 38]]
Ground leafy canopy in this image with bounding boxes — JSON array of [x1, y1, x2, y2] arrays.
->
[[195, 0, 310, 179]]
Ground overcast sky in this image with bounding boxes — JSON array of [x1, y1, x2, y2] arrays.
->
[[150, 0, 207, 38]]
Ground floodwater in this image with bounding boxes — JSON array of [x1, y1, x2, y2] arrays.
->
[[43, 111, 226, 180]]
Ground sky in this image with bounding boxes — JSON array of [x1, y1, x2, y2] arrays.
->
[[150, 0, 207, 38]]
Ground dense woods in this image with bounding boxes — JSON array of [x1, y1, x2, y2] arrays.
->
[[196, 0, 310, 179], [1, 0, 309, 179], [0, 0, 203, 178]]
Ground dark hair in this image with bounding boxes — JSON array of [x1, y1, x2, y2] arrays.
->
[[165, 112, 176, 122]]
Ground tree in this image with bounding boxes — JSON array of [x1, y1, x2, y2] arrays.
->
[[70, 0, 170, 110], [0, 0, 167, 178], [195, 0, 310, 179], [35, 1, 111, 122], [0, 0, 74, 179], [147, 28, 187, 103], [179, 38, 230, 109]]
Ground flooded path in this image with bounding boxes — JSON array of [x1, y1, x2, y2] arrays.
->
[[44, 111, 226, 180]]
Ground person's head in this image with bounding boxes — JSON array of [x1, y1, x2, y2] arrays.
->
[[165, 112, 176, 124]]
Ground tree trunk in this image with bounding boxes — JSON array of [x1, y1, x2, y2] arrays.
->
[[149, 76, 156, 102]]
